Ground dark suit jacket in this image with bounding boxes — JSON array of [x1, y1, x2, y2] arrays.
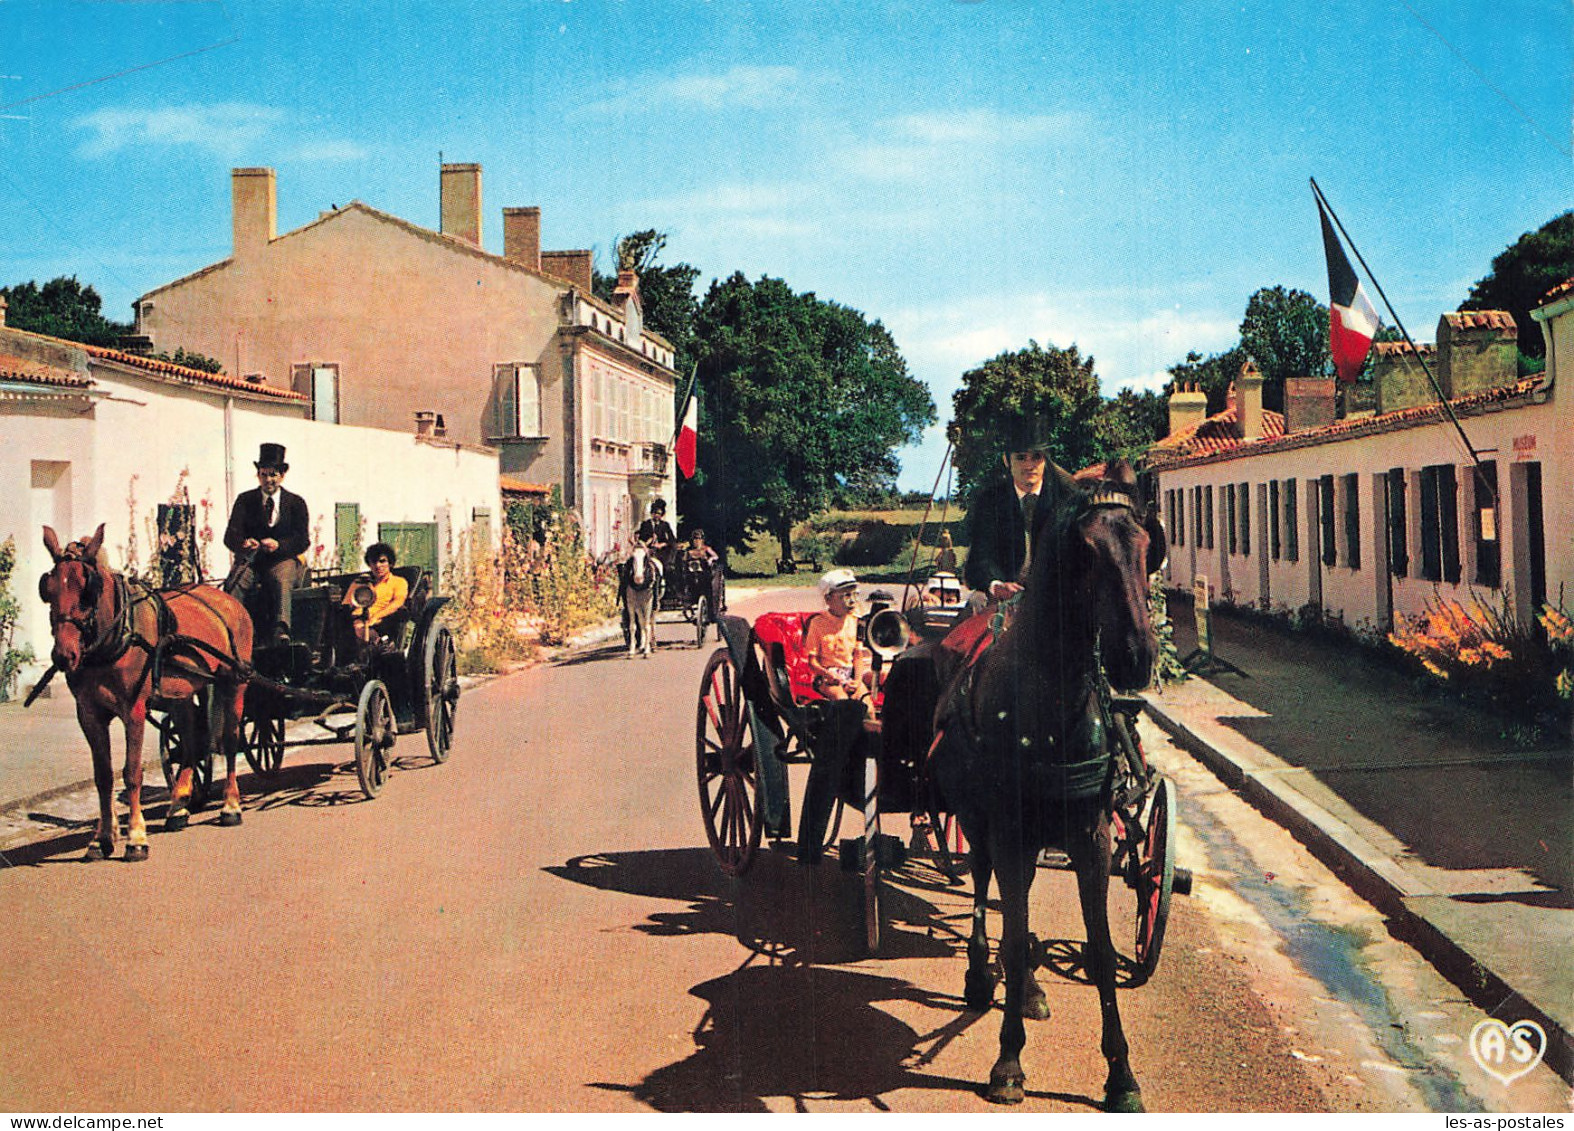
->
[[964, 465, 1077, 593], [224, 487, 310, 570]]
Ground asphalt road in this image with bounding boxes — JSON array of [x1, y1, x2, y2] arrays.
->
[[0, 587, 1562, 1112]]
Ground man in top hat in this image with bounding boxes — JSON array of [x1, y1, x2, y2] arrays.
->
[[636, 497, 677, 573], [224, 442, 310, 639], [963, 417, 1077, 601]]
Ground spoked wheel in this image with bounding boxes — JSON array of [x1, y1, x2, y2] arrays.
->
[[423, 624, 459, 764], [1129, 774, 1177, 985], [355, 679, 397, 800], [158, 699, 214, 808], [696, 647, 763, 876], [242, 706, 286, 778], [693, 595, 709, 648]]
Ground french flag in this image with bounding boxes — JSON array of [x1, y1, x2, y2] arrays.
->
[[1319, 198, 1380, 383], [675, 387, 698, 478]]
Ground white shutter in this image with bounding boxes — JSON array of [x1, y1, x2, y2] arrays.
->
[[518, 364, 540, 437]]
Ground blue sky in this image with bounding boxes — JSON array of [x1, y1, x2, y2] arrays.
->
[[2, 0, 1569, 489]]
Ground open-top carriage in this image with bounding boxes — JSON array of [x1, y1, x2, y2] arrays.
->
[[694, 594, 1187, 978], [157, 562, 460, 805], [621, 544, 725, 650]]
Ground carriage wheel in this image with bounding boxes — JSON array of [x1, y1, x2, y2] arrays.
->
[[862, 753, 884, 955], [1131, 775, 1177, 983], [423, 624, 459, 764], [693, 595, 709, 648], [355, 680, 397, 800], [242, 707, 286, 777], [696, 647, 763, 876]]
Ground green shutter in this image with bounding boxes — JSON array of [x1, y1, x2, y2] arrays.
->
[[335, 503, 361, 570], [377, 522, 439, 584]]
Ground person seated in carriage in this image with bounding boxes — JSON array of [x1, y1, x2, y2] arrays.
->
[[804, 568, 875, 702], [682, 527, 726, 613], [343, 542, 409, 645], [224, 442, 310, 641], [636, 498, 677, 574]]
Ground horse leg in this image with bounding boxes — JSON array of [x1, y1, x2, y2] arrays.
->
[[963, 836, 997, 1011], [985, 838, 1033, 1104], [122, 701, 149, 861], [1070, 811, 1142, 1113], [216, 681, 244, 827], [79, 700, 117, 861], [1020, 861, 1051, 1021], [166, 703, 195, 832]]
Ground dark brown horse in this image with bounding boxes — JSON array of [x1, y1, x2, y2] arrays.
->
[[38, 524, 253, 860], [928, 459, 1164, 1109]]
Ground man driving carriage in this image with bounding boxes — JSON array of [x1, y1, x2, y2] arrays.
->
[[635, 498, 677, 569], [963, 417, 1078, 603], [224, 442, 309, 640]]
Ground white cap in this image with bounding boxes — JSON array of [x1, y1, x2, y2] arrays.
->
[[818, 568, 858, 598]]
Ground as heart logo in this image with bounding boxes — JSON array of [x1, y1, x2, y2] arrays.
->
[[1469, 1019, 1547, 1085]]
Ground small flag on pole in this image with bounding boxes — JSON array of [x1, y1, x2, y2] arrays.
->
[[1318, 197, 1381, 383], [675, 387, 698, 478]]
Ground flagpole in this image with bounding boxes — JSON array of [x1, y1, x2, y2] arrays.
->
[[667, 362, 699, 452], [1310, 178, 1496, 505]]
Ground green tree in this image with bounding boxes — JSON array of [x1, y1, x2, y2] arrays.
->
[[1092, 387, 1169, 464], [592, 229, 702, 374], [688, 273, 934, 559], [949, 341, 1103, 501], [1461, 210, 1574, 361], [1238, 285, 1328, 413], [1, 276, 131, 347], [1163, 345, 1249, 417]]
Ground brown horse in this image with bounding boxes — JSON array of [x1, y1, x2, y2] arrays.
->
[[928, 459, 1164, 1109], [38, 524, 254, 861]]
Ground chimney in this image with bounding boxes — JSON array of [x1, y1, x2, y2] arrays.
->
[[1238, 358, 1264, 440], [440, 163, 483, 247], [232, 167, 277, 257], [613, 269, 641, 312], [1283, 377, 1337, 432], [542, 249, 594, 293], [503, 207, 541, 271], [1167, 382, 1208, 436], [1437, 310, 1518, 398], [0, 293, 7, 327]]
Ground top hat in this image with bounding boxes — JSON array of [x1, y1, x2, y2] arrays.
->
[[255, 442, 289, 471], [1001, 416, 1054, 455]]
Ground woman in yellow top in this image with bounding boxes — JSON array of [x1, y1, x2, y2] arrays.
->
[[804, 568, 873, 701], [345, 542, 409, 643]]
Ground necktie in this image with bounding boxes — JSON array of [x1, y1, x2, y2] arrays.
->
[[1020, 492, 1037, 568], [263, 493, 276, 528]]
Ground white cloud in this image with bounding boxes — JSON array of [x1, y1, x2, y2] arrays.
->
[[72, 102, 285, 158], [838, 108, 1084, 182], [587, 65, 802, 116], [289, 139, 368, 163]]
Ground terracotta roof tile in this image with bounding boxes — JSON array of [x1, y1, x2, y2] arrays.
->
[[82, 343, 307, 401], [1372, 340, 1435, 357], [1149, 404, 1286, 460], [1146, 377, 1543, 471], [1442, 309, 1515, 332], [1542, 277, 1574, 305], [0, 352, 92, 390], [500, 475, 551, 495]]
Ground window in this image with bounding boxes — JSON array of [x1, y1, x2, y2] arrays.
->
[[487, 364, 542, 439], [1238, 481, 1250, 557], [1387, 469, 1408, 578], [1343, 473, 1360, 570], [1174, 489, 1185, 547], [1225, 485, 1237, 555], [1284, 479, 1298, 561], [1473, 462, 1499, 589], [1203, 486, 1214, 549], [1419, 464, 1460, 583], [1192, 487, 1203, 547], [291, 363, 340, 423], [1269, 480, 1281, 561], [1319, 475, 1336, 567]]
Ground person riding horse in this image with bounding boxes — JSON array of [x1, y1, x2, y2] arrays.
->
[[224, 442, 310, 641]]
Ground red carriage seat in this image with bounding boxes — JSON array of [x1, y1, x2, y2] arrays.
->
[[752, 610, 825, 706]]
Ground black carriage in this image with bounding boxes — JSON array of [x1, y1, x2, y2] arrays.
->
[[157, 563, 459, 804], [695, 598, 1186, 978]]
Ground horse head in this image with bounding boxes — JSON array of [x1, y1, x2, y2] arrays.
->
[[39, 524, 109, 673], [1064, 460, 1159, 691]]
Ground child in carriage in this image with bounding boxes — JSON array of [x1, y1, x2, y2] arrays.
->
[[804, 568, 874, 701]]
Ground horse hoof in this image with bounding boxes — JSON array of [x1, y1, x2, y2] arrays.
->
[[165, 813, 188, 832], [124, 843, 149, 862], [219, 810, 243, 828], [1022, 984, 1051, 1021], [985, 1070, 1026, 1105], [84, 842, 108, 862], [1104, 1087, 1144, 1113]]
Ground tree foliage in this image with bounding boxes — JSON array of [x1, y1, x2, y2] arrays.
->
[[1461, 210, 1573, 360], [686, 273, 934, 557], [1091, 387, 1169, 464], [1, 276, 130, 347], [949, 341, 1103, 501], [1164, 345, 1249, 417], [592, 229, 701, 374], [1238, 285, 1327, 413]]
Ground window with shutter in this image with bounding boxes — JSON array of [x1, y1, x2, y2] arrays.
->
[[1387, 469, 1407, 577], [515, 364, 541, 437], [489, 363, 518, 440], [1319, 475, 1336, 567], [312, 365, 339, 424], [1285, 480, 1298, 562]]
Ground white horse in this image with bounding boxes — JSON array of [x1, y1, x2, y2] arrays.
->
[[620, 544, 662, 658]]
